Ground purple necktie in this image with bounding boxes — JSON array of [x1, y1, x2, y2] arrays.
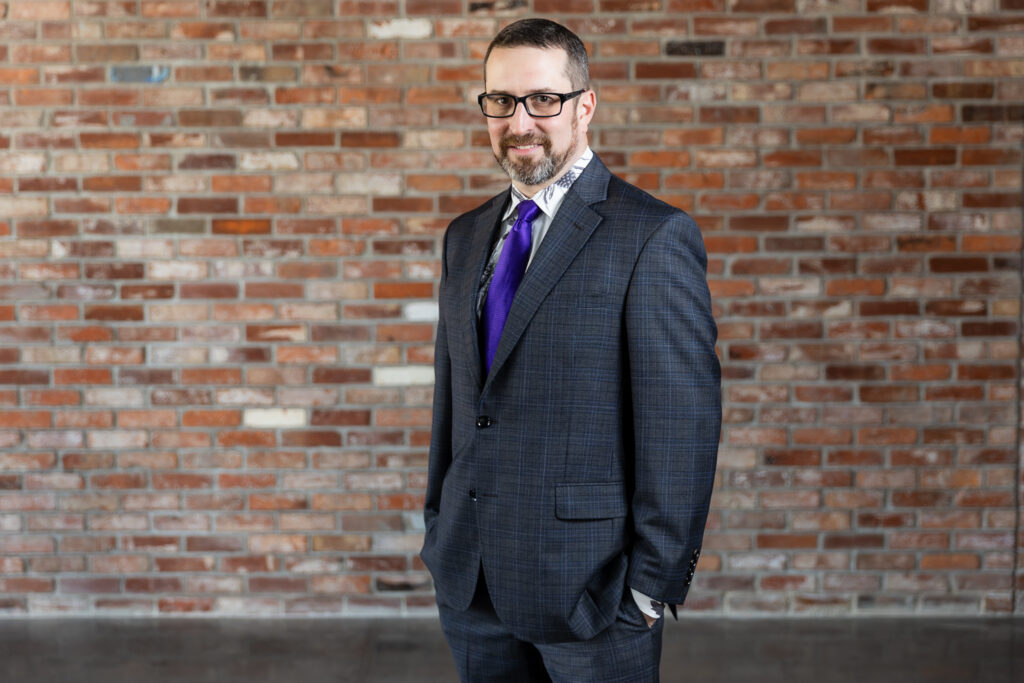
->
[[481, 199, 540, 374]]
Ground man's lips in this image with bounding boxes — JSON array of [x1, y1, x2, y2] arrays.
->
[[508, 144, 541, 155], [501, 135, 547, 157]]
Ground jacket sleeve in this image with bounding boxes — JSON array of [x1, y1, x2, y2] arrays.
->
[[623, 211, 721, 606], [424, 230, 452, 531]]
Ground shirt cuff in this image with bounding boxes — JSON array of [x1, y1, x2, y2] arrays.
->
[[630, 587, 663, 620]]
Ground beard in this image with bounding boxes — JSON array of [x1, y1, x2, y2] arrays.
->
[[495, 117, 578, 187]]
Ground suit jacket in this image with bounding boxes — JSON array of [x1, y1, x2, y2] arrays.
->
[[420, 154, 721, 644]]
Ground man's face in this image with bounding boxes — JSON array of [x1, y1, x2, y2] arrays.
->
[[483, 46, 595, 195]]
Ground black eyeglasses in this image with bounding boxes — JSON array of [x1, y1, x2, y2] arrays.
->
[[477, 90, 585, 118]]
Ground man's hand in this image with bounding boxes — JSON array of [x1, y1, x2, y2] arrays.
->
[[630, 588, 663, 628]]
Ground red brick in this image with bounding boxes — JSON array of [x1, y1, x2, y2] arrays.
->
[[963, 193, 1022, 208], [635, 63, 698, 79], [867, 38, 927, 55], [760, 322, 823, 340], [373, 283, 433, 299], [178, 197, 238, 214], [178, 109, 243, 126], [19, 177, 78, 193], [0, 0, 1020, 617], [211, 219, 271, 235], [929, 257, 989, 274], [859, 386, 918, 403], [82, 176, 142, 192], [968, 16, 1024, 31], [79, 132, 139, 149], [894, 148, 956, 166], [53, 369, 112, 385]]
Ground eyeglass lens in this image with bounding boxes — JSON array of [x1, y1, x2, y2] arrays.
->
[[482, 94, 563, 117]]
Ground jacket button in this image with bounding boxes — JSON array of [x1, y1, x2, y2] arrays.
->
[[476, 416, 492, 429], [469, 489, 477, 501]]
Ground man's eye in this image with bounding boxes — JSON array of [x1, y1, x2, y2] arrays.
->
[[492, 96, 511, 106], [532, 94, 554, 104]]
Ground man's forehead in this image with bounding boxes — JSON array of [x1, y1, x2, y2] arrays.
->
[[483, 45, 573, 89], [485, 46, 570, 79]]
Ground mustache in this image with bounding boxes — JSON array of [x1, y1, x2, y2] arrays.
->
[[500, 134, 551, 153]]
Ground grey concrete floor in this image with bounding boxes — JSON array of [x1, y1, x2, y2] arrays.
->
[[0, 617, 1021, 682]]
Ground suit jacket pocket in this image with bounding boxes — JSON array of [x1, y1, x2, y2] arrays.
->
[[555, 482, 627, 520], [418, 518, 437, 569]]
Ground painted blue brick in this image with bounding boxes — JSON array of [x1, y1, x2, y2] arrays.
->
[[111, 66, 170, 83]]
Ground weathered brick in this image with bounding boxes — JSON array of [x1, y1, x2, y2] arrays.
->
[[76, 44, 139, 62], [0, 0, 1018, 620]]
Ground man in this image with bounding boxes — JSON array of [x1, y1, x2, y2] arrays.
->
[[420, 18, 721, 682]]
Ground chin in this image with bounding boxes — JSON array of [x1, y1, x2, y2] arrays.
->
[[503, 159, 555, 187]]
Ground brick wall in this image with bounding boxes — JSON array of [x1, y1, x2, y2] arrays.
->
[[0, 0, 1021, 616]]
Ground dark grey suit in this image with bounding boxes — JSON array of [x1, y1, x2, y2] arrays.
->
[[421, 155, 721, 652]]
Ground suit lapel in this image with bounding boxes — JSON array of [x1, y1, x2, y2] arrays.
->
[[457, 191, 509, 393], [483, 157, 611, 392]]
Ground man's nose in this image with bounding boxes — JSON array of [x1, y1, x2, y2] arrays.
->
[[508, 102, 536, 135]]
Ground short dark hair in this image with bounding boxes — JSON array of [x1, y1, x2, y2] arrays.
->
[[484, 18, 590, 90]]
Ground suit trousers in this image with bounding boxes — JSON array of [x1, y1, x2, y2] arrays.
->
[[437, 567, 663, 683]]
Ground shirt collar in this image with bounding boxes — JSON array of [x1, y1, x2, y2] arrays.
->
[[502, 146, 594, 221]]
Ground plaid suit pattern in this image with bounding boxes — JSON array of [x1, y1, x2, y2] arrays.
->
[[422, 155, 721, 652]]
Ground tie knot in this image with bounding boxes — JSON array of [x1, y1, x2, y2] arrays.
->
[[516, 199, 540, 224]]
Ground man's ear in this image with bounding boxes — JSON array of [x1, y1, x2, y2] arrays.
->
[[577, 89, 597, 132]]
